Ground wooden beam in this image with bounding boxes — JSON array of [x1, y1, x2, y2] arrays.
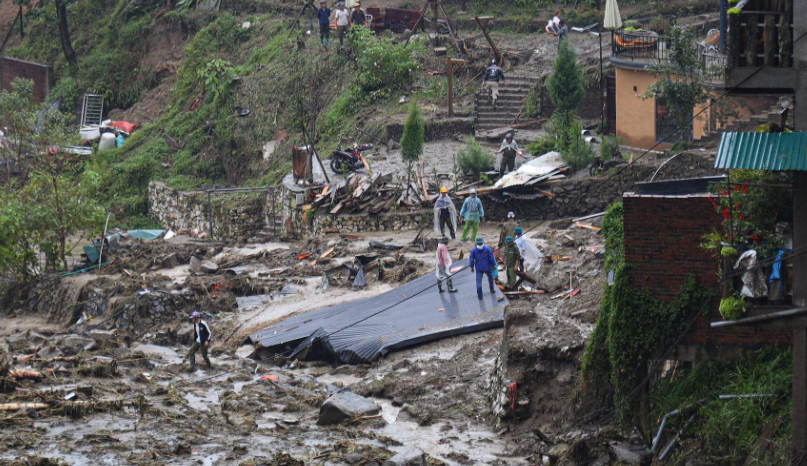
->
[[474, 15, 501, 64]]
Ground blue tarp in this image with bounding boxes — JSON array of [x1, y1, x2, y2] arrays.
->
[[127, 230, 166, 240]]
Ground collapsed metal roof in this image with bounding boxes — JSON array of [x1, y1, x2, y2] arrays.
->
[[716, 132, 807, 171], [493, 151, 566, 189], [246, 268, 508, 364]]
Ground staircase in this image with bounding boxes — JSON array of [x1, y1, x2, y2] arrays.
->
[[697, 97, 794, 145], [474, 75, 539, 135]]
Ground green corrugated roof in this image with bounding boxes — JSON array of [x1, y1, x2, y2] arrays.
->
[[716, 132, 807, 171]]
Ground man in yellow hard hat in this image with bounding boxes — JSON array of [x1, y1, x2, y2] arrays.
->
[[433, 186, 457, 240]]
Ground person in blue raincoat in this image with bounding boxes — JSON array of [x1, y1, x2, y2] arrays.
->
[[469, 237, 496, 300], [459, 188, 485, 242]]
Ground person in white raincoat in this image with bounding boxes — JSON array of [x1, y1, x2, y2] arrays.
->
[[433, 186, 457, 239], [514, 227, 544, 278], [435, 237, 458, 293]]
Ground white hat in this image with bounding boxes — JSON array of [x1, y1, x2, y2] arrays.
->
[[470, 188, 477, 194], [507, 212, 515, 218]]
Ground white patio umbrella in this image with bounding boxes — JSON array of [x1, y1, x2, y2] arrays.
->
[[603, 0, 623, 30]]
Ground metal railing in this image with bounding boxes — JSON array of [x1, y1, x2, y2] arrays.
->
[[612, 31, 728, 83], [611, 30, 670, 62]]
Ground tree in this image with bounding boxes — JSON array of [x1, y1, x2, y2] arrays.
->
[[642, 26, 709, 142], [546, 39, 586, 125], [400, 100, 424, 195], [0, 79, 102, 278], [19, 0, 78, 67]]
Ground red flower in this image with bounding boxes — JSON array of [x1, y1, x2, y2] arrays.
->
[[734, 202, 741, 211], [722, 208, 729, 220], [739, 214, 745, 221], [740, 184, 748, 194]]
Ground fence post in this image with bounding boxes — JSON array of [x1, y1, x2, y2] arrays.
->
[[207, 190, 213, 240]]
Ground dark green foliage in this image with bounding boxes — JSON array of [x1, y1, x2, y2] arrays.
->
[[546, 40, 585, 115], [456, 137, 494, 177], [650, 347, 791, 464], [599, 135, 624, 161], [401, 101, 424, 164]]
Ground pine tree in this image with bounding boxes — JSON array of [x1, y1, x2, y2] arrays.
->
[[546, 40, 586, 122], [400, 101, 424, 196]]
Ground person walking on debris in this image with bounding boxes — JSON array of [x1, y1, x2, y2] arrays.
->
[[503, 236, 522, 289], [495, 133, 522, 176], [545, 16, 568, 47], [470, 237, 497, 300], [335, 2, 350, 45], [434, 186, 457, 239], [317, 0, 332, 45], [436, 237, 458, 293], [481, 58, 506, 109], [459, 188, 485, 242], [350, 1, 366, 27], [498, 211, 517, 252], [187, 311, 212, 370]]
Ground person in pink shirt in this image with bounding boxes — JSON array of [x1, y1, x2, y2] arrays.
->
[[436, 237, 458, 293]]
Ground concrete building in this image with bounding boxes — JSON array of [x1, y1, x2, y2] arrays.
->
[[609, 0, 800, 150]]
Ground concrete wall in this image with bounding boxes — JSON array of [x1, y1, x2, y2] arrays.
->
[[0, 57, 52, 103], [313, 210, 431, 235], [614, 67, 664, 149]]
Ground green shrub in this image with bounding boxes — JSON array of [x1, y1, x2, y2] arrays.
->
[[719, 295, 747, 321], [525, 135, 556, 156], [524, 88, 540, 118], [48, 76, 80, 113], [720, 246, 738, 259], [347, 26, 421, 94], [457, 136, 494, 177], [599, 135, 623, 161]]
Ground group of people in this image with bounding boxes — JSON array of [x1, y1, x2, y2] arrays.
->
[[434, 186, 534, 299], [316, 0, 367, 46]]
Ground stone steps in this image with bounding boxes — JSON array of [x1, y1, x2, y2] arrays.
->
[[474, 75, 539, 135]]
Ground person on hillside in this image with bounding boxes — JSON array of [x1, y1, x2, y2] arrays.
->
[[459, 188, 485, 242], [317, 0, 332, 45], [433, 186, 457, 240], [335, 2, 350, 45], [495, 133, 522, 176], [350, 1, 366, 27], [469, 237, 497, 300], [503, 236, 522, 289], [545, 16, 568, 47], [498, 211, 517, 252], [481, 58, 506, 109], [187, 311, 212, 370], [435, 237, 458, 293]]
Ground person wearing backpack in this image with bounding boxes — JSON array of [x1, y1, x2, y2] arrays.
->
[[481, 58, 506, 109]]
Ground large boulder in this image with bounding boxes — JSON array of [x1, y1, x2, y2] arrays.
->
[[382, 449, 425, 466], [200, 261, 219, 274], [27, 331, 51, 346], [89, 330, 117, 344], [60, 335, 96, 355], [7, 333, 30, 352], [176, 326, 194, 345], [317, 391, 380, 426]]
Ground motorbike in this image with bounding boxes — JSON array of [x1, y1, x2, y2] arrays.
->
[[330, 143, 374, 174]]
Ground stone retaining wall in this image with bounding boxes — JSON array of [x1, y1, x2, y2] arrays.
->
[[313, 210, 432, 235]]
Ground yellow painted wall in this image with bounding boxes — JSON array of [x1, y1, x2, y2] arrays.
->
[[615, 67, 662, 149]]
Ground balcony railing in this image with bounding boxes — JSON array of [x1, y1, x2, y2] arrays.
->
[[612, 31, 728, 83], [727, 0, 794, 68], [611, 30, 670, 63]]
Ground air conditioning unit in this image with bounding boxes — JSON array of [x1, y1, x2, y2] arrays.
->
[[295, 194, 305, 206]]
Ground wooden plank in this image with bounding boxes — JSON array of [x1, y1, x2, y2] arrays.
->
[[575, 221, 601, 232], [538, 190, 554, 199], [359, 153, 372, 175], [330, 202, 345, 215], [319, 247, 336, 259], [745, 12, 758, 66], [763, 1, 779, 65]]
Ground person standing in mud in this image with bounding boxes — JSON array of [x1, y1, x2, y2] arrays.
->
[[503, 236, 521, 290], [459, 188, 485, 242], [317, 0, 332, 46], [498, 211, 517, 253], [469, 237, 497, 300], [188, 311, 212, 370], [433, 186, 457, 240], [495, 133, 522, 176], [435, 237, 458, 293]]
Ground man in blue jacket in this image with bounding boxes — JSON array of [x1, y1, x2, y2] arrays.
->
[[317, 0, 331, 45], [469, 237, 497, 300]]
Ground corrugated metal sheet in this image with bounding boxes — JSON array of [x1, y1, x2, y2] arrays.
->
[[246, 268, 507, 364], [716, 132, 807, 171]]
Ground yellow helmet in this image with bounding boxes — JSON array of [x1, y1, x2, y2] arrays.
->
[[439, 186, 448, 193]]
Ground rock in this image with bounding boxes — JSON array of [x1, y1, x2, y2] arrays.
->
[[189, 256, 202, 272], [548, 443, 570, 458], [392, 396, 406, 407], [388, 139, 401, 150], [609, 442, 652, 465], [27, 331, 50, 346], [60, 335, 95, 355], [395, 404, 433, 426], [561, 234, 575, 247], [89, 330, 117, 344], [161, 253, 178, 269], [7, 333, 30, 351], [382, 448, 425, 466], [345, 453, 364, 465], [37, 345, 63, 359], [570, 308, 598, 324], [317, 391, 380, 426], [200, 261, 219, 274]]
